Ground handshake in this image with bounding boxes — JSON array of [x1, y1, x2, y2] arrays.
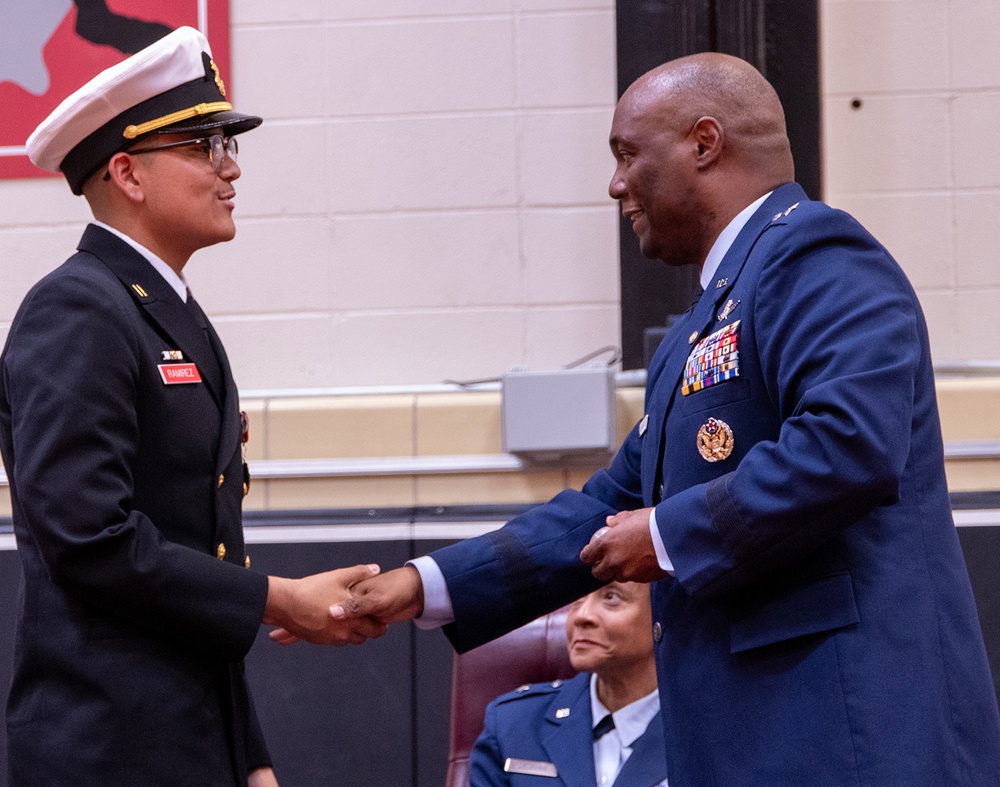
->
[[261, 565, 426, 647], [259, 504, 666, 647]]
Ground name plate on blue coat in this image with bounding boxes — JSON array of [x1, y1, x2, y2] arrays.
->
[[504, 758, 558, 777]]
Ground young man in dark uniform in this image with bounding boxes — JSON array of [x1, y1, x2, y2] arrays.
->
[[1, 26, 383, 786], [330, 52, 1000, 786]]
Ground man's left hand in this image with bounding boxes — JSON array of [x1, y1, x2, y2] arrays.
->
[[580, 507, 667, 583]]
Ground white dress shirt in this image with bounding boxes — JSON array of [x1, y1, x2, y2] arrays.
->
[[91, 220, 189, 301], [590, 676, 661, 786]]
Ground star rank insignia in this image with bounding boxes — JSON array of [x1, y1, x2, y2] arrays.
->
[[773, 202, 800, 221]]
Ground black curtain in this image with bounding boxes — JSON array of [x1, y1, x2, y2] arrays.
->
[[616, 0, 820, 368]]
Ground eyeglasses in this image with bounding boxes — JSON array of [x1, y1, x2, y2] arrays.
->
[[127, 134, 239, 174]]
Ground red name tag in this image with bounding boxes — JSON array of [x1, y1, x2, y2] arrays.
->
[[158, 363, 203, 385]]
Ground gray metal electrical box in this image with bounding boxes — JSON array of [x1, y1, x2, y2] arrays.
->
[[501, 366, 617, 460]]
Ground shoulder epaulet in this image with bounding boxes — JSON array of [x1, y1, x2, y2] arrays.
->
[[493, 679, 565, 705]]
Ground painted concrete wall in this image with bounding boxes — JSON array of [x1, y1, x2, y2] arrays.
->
[[2, 1, 997, 389]]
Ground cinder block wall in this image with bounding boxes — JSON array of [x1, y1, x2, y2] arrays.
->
[[821, 0, 1000, 365], [0, 2, 621, 390], [2, 1, 998, 514]]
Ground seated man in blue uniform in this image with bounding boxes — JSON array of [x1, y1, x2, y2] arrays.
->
[[293, 52, 1000, 785], [471, 581, 668, 787], [0, 26, 384, 787]]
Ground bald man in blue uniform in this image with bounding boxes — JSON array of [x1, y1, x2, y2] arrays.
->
[[327, 52, 1000, 786]]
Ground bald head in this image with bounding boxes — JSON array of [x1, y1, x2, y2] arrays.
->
[[608, 53, 795, 266], [627, 52, 794, 184]]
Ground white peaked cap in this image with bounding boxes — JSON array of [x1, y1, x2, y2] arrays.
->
[[26, 26, 261, 194]]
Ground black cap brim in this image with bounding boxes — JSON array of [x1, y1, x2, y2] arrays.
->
[[155, 109, 262, 137]]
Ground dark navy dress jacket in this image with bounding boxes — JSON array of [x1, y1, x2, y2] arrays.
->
[[0, 225, 269, 785]]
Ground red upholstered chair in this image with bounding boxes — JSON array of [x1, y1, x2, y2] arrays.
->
[[445, 609, 578, 787]]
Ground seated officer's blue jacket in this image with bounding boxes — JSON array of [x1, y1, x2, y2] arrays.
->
[[470, 673, 668, 787]]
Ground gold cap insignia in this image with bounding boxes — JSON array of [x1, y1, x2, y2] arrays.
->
[[697, 417, 734, 462], [210, 59, 226, 97]]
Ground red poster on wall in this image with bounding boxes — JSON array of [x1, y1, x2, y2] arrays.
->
[[0, 1, 231, 182]]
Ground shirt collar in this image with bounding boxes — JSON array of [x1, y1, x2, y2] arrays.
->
[[589, 674, 660, 747], [699, 191, 771, 291], [91, 220, 189, 302]]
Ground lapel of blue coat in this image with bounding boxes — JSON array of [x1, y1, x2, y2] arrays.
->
[[612, 711, 668, 787], [640, 183, 808, 501], [640, 309, 700, 504], [78, 223, 226, 408], [541, 675, 599, 787]]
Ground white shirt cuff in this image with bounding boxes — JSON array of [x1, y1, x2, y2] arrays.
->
[[407, 556, 455, 629], [649, 508, 675, 574]]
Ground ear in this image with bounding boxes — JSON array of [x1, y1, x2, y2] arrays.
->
[[105, 151, 146, 204], [690, 116, 724, 169]]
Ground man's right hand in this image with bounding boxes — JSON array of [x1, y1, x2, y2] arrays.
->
[[332, 565, 425, 625]]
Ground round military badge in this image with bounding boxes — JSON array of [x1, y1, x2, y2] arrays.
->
[[697, 417, 734, 462]]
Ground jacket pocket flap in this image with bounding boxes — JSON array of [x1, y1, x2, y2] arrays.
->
[[729, 571, 859, 654]]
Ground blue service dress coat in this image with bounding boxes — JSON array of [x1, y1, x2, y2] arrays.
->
[[430, 183, 1000, 785], [470, 673, 668, 787], [0, 224, 270, 785]]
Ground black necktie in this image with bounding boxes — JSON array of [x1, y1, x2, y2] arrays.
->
[[185, 289, 208, 333], [593, 714, 615, 740]]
